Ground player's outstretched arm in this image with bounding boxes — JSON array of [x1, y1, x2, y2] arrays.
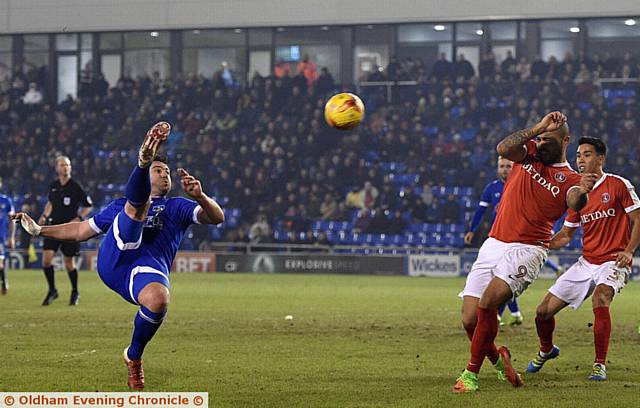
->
[[616, 208, 640, 268], [177, 168, 225, 225], [549, 226, 577, 250], [497, 111, 567, 162], [11, 212, 98, 242]]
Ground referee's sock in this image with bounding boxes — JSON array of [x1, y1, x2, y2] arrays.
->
[[0, 266, 6, 286], [43, 265, 56, 291], [125, 165, 151, 208], [68, 268, 78, 292]]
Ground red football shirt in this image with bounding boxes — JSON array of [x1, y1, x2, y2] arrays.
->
[[564, 173, 640, 265], [489, 140, 582, 246]]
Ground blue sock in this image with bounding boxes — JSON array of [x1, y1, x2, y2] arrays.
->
[[508, 299, 520, 314], [125, 165, 151, 207], [498, 302, 507, 317], [127, 306, 166, 360], [545, 259, 560, 272]]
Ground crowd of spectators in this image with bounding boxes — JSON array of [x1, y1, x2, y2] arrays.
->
[[0, 50, 639, 249], [365, 51, 640, 83]]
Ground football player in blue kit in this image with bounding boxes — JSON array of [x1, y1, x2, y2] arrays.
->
[[13, 122, 224, 390], [0, 177, 17, 294]]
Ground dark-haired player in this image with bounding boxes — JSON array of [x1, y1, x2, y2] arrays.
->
[[14, 122, 225, 390], [526, 137, 640, 381], [454, 112, 596, 392]]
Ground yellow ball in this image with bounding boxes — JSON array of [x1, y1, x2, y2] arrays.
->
[[324, 93, 365, 130]]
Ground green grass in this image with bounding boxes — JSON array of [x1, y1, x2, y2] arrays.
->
[[1, 270, 639, 407]]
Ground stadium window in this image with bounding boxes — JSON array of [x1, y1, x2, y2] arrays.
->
[[0, 36, 11, 81], [23, 34, 49, 51], [99, 33, 123, 50], [456, 22, 483, 42], [354, 26, 392, 82], [182, 47, 245, 79], [122, 31, 170, 79], [398, 23, 452, 43], [124, 31, 170, 49], [585, 18, 640, 57], [56, 33, 78, 51], [540, 20, 579, 61], [124, 49, 169, 79], [80, 34, 94, 73], [489, 21, 518, 41], [100, 54, 121, 89], [248, 29, 274, 47], [586, 18, 640, 38], [57, 54, 78, 102], [354, 45, 389, 82], [541, 40, 574, 61], [182, 29, 247, 80], [23, 34, 50, 72], [540, 19, 580, 39], [184, 29, 246, 48], [274, 27, 344, 82], [397, 23, 452, 68]]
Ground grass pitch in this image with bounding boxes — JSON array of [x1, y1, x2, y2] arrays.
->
[[1, 269, 639, 407]]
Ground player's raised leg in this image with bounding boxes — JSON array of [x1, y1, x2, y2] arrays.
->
[[527, 292, 566, 373], [126, 122, 171, 211], [118, 121, 171, 391], [589, 284, 614, 381]]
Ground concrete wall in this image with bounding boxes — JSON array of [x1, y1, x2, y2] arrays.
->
[[1, 0, 639, 33]]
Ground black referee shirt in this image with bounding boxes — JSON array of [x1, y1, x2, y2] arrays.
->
[[47, 178, 93, 225]]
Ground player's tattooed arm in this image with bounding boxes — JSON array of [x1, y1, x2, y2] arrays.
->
[[11, 212, 97, 242], [497, 111, 567, 162], [549, 226, 577, 250], [496, 127, 537, 162]]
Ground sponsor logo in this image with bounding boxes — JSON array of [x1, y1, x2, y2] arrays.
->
[[521, 163, 562, 197], [580, 208, 616, 224], [252, 254, 275, 273], [408, 255, 460, 277], [601, 193, 610, 203], [554, 172, 567, 183]]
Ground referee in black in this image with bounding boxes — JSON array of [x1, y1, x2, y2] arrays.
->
[[38, 155, 93, 306]]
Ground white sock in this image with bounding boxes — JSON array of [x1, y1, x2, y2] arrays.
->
[[511, 311, 522, 318]]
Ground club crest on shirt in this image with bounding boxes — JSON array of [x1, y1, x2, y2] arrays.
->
[[554, 172, 567, 183], [63, 197, 71, 206], [152, 205, 166, 213], [601, 193, 610, 203]]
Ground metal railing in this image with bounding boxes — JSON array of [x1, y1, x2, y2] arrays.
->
[[357, 77, 639, 104], [203, 241, 465, 255]]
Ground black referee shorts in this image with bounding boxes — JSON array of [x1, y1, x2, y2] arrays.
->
[[43, 239, 81, 257]]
